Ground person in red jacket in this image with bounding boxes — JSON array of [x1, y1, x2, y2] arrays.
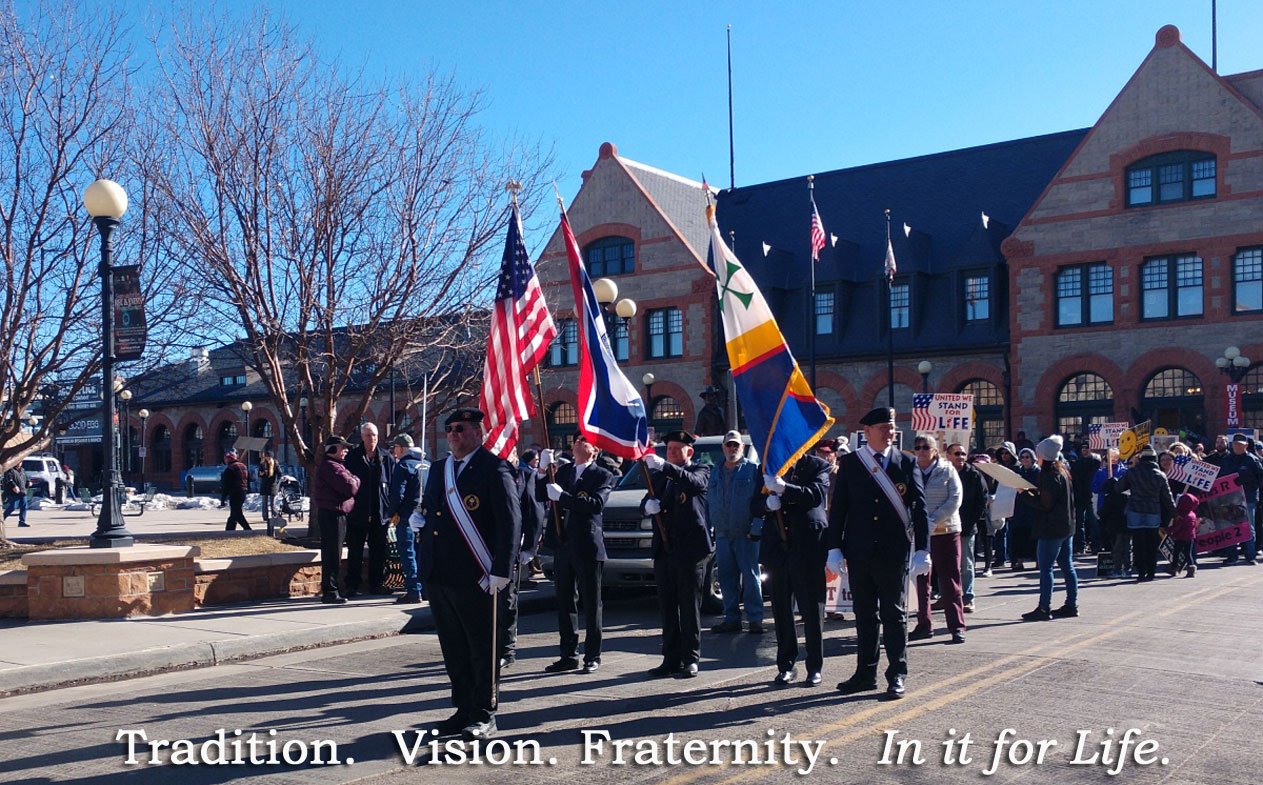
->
[[1167, 491, 1200, 578], [313, 436, 361, 604], [220, 451, 251, 531]]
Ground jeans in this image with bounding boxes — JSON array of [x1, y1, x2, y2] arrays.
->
[[959, 532, 976, 602], [992, 523, 1008, 565], [3, 494, 28, 526], [715, 536, 763, 624], [1035, 534, 1078, 610], [394, 522, 422, 596], [1075, 504, 1099, 552], [1240, 501, 1258, 561]]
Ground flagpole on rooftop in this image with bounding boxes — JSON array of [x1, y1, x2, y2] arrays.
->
[[727, 24, 735, 190], [808, 176, 818, 390], [885, 209, 895, 409]]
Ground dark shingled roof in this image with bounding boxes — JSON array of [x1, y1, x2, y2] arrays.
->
[[714, 128, 1089, 358]]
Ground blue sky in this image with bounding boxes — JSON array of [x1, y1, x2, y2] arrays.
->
[[115, 1, 1262, 249]]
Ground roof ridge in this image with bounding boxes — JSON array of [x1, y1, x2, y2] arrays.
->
[[620, 157, 717, 192]]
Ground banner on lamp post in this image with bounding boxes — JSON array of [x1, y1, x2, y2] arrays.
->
[[112, 265, 147, 362], [1225, 383, 1240, 428]]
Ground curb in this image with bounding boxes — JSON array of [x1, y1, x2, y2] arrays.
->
[[0, 583, 555, 696]]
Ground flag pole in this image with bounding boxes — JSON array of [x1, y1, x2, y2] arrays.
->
[[727, 23, 735, 190], [885, 209, 895, 409], [808, 175, 817, 390]]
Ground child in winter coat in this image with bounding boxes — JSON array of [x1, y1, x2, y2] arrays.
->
[[1097, 478, 1130, 577], [1166, 491, 1200, 577]]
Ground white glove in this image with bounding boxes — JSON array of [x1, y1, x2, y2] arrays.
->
[[826, 548, 845, 576], [487, 575, 511, 594], [518, 551, 533, 565], [643, 452, 666, 471], [546, 483, 563, 501], [408, 510, 426, 531], [644, 498, 661, 515], [911, 550, 932, 577], [763, 473, 786, 494], [538, 449, 554, 471], [766, 494, 782, 511]]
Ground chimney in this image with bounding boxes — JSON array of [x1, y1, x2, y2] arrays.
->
[[188, 347, 210, 374]]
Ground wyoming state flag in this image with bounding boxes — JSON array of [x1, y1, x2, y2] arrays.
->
[[707, 205, 834, 477]]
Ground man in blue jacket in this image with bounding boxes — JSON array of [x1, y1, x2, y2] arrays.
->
[[386, 433, 425, 604], [1217, 434, 1261, 564], [345, 423, 396, 596], [707, 430, 764, 634]]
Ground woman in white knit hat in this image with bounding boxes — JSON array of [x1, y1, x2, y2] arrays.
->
[[1016, 435, 1079, 621]]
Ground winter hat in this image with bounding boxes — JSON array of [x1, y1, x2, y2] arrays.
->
[[1018, 447, 1037, 462], [391, 433, 414, 448], [1035, 435, 1063, 463], [224, 451, 237, 462]]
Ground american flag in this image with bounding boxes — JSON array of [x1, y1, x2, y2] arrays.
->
[[911, 393, 936, 431], [1166, 454, 1193, 484], [480, 202, 557, 458], [884, 237, 897, 280], [810, 194, 826, 262], [1087, 423, 1105, 450]]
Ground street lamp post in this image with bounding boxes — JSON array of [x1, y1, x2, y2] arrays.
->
[[642, 372, 656, 435], [918, 360, 933, 394], [1217, 346, 1253, 431], [592, 277, 637, 362], [84, 179, 133, 548], [118, 388, 132, 483], [137, 408, 149, 492], [241, 400, 253, 486]]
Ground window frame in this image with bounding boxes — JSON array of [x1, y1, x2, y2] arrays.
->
[[1233, 246, 1263, 315], [548, 319, 579, 368], [646, 307, 684, 359], [1125, 151, 1217, 208], [1139, 254, 1203, 322], [584, 236, 635, 277], [814, 289, 835, 336], [963, 272, 990, 323], [888, 281, 910, 330], [1054, 262, 1113, 328]]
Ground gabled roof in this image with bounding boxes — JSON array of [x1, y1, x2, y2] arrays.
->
[[716, 128, 1088, 286], [620, 158, 715, 262]]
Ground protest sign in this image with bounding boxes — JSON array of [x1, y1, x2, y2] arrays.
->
[[1195, 473, 1253, 553], [1118, 420, 1151, 461], [825, 568, 852, 613], [1166, 454, 1220, 494]]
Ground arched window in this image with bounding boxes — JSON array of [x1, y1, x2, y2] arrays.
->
[[958, 379, 1004, 451], [217, 421, 238, 460], [872, 384, 917, 432], [1055, 373, 1114, 440], [252, 419, 274, 453], [585, 236, 635, 276], [183, 424, 204, 469], [1142, 367, 1205, 438], [650, 395, 685, 436], [547, 402, 578, 450], [151, 425, 172, 474]]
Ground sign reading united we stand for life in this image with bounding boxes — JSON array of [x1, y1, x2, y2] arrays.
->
[[911, 393, 973, 449], [1166, 454, 1221, 494]]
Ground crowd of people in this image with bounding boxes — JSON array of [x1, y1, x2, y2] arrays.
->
[[282, 400, 1262, 743]]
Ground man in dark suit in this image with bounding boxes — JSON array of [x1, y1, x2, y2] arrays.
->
[[417, 409, 521, 741], [754, 451, 831, 687], [537, 433, 616, 674], [345, 423, 396, 596], [498, 448, 546, 668], [641, 431, 712, 679], [827, 407, 931, 699]]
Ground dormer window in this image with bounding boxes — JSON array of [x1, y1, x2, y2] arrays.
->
[[1126, 151, 1216, 207], [220, 374, 246, 387], [584, 236, 635, 276]]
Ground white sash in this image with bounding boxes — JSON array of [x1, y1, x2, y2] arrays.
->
[[856, 448, 913, 539], [445, 455, 492, 591]]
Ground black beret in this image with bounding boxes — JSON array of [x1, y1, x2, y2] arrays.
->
[[858, 407, 896, 426], [662, 430, 696, 445], [445, 408, 485, 426]]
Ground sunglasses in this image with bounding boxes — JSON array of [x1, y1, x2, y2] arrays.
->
[[445, 424, 469, 433], [949, 451, 966, 457], [914, 445, 932, 451]]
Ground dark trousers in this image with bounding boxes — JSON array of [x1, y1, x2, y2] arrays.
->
[[848, 556, 910, 682], [344, 519, 387, 591], [428, 580, 499, 724], [917, 533, 965, 632], [1132, 527, 1161, 579], [318, 509, 347, 596], [555, 547, 604, 662], [225, 493, 251, 531], [653, 555, 708, 668], [497, 562, 520, 662], [766, 553, 826, 673]]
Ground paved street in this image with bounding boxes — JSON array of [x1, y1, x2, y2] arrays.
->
[[0, 559, 1260, 785]]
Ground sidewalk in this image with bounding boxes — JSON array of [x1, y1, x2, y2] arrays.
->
[[0, 580, 556, 696]]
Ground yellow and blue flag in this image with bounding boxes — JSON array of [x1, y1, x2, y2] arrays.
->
[[707, 206, 834, 477]]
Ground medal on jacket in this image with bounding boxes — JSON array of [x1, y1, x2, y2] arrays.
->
[[896, 482, 907, 495], [678, 491, 687, 504], [464, 494, 480, 511]]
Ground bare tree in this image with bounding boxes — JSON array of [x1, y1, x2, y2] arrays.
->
[[0, 0, 196, 544], [144, 8, 553, 533]]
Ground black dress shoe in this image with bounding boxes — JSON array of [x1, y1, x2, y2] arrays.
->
[[836, 674, 878, 694], [321, 594, 348, 605], [432, 712, 469, 737], [908, 626, 934, 641], [950, 631, 966, 644], [806, 671, 822, 686], [677, 663, 699, 679], [773, 669, 795, 686], [885, 676, 907, 699], [648, 662, 682, 678], [544, 658, 579, 673], [395, 593, 422, 604], [581, 660, 600, 674], [499, 656, 515, 669], [461, 718, 497, 741]]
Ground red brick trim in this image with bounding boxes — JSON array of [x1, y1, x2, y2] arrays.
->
[[1029, 354, 1127, 432], [939, 362, 1007, 402], [858, 367, 924, 412], [813, 369, 861, 422]]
